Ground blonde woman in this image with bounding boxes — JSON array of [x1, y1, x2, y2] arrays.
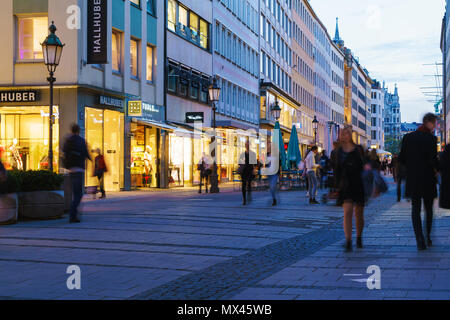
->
[[334, 126, 366, 252]]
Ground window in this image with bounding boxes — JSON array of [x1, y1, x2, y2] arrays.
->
[[130, 0, 140, 6], [17, 16, 48, 60], [146, 45, 154, 82], [112, 30, 122, 72], [179, 6, 188, 29], [189, 12, 199, 43], [167, 63, 177, 92], [130, 38, 138, 78], [167, 0, 176, 31], [199, 20, 208, 49], [147, 0, 155, 15]]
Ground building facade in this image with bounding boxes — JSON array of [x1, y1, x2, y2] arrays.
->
[[0, 0, 164, 192], [441, 1, 450, 144], [370, 79, 385, 150], [384, 85, 402, 153]]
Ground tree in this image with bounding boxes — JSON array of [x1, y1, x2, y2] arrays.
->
[[385, 135, 402, 155]]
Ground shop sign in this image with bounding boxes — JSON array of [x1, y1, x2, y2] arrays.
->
[[186, 112, 204, 123], [99, 95, 123, 108], [128, 101, 142, 117], [142, 103, 164, 122], [0, 90, 38, 102], [87, 0, 108, 64]]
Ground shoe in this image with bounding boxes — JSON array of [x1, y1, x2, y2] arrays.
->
[[310, 198, 320, 204], [272, 199, 277, 206], [198, 190, 201, 194], [356, 237, 363, 248], [427, 238, 433, 247], [70, 218, 81, 223], [344, 241, 353, 252], [100, 194, 106, 199], [243, 201, 246, 205], [417, 239, 427, 250]]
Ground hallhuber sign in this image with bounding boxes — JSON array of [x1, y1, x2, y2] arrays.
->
[[87, 0, 108, 64], [0, 90, 38, 102]]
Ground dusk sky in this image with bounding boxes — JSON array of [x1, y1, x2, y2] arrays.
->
[[310, 0, 445, 123]]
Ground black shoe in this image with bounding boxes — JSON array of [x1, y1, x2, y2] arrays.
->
[[198, 190, 201, 194], [272, 199, 277, 206], [70, 218, 81, 223], [310, 198, 320, 204], [243, 201, 246, 205], [100, 194, 106, 199], [427, 238, 433, 247], [356, 237, 363, 248], [397, 198, 401, 202], [344, 241, 353, 252], [417, 239, 427, 250]]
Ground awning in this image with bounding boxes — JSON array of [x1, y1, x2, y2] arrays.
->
[[132, 118, 192, 135]]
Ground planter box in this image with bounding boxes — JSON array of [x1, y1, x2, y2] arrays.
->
[[0, 193, 18, 225], [18, 190, 64, 220]]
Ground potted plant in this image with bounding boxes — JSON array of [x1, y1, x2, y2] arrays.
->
[[0, 171, 20, 225], [13, 170, 65, 220]]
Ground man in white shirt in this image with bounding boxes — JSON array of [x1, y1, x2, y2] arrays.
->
[[305, 146, 320, 204]]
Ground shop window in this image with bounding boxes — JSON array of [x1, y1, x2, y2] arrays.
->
[[146, 45, 154, 82], [112, 30, 122, 73], [167, 0, 176, 32], [17, 16, 48, 60], [0, 106, 59, 171], [130, 38, 139, 78]]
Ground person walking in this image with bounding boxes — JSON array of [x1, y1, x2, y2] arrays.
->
[[319, 150, 329, 189], [93, 148, 107, 199], [197, 152, 212, 193], [305, 146, 320, 204], [399, 113, 439, 250], [63, 124, 91, 223], [439, 144, 450, 209], [393, 154, 407, 202], [265, 144, 280, 206], [335, 126, 366, 252], [238, 140, 256, 205]]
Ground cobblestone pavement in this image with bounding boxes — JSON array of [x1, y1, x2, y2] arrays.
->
[[0, 179, 449, 300]]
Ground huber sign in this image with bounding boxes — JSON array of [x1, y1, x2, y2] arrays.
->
[[0, 90, 38, 102], [87, 0, 108, 64]]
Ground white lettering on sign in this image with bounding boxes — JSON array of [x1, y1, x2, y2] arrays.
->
[[142, 103, 158, 113], [99, 96, 123, 108], [0, 91, 38, 102]]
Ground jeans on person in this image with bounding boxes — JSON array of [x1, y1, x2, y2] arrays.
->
[[69, 172, 83, 220], [199, 174, 209, 193], [411, 196, 434, 244], [97, 174, 105, 197], [268, 174, 278, 200], [307, 171, 317, 199]]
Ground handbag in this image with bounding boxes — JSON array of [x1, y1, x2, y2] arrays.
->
[[373, 170, 388, 194]]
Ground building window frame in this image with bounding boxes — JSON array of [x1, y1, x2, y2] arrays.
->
[[16, 15, 48, 62]]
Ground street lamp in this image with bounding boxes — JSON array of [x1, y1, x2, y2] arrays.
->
[[312, 116, 319, 145], [270, 99, 281, 121], [41, 21, 64, 172], [208, 77, 221, 193]]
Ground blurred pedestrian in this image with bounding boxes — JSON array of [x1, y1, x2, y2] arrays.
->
[[393, 154, 407, 202], [63, 124, 91, 223], [238, 140, 256, 205], [197, 152, 212, 193], [335, 126, 366, 252], [93, 148, 107, 199], [439, 144, 450, 209], [399, 113, 439, 250], [265, 143, 280, 206], [305, 146, 320, 204], [319, 150, 329, 189]]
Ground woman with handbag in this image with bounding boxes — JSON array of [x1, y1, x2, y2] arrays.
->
[[94, 148, 107, 199], [335, 126, 366, 252]]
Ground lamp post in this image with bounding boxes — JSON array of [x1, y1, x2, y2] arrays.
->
[[41, 22, 64, 172], [271, 99, 281, 122], [312, 116, 319, 145], [208, 77, 221, 193]]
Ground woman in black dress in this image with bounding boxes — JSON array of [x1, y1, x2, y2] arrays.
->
[[335, 126, 366, 252]]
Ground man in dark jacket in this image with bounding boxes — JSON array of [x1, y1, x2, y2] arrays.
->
[[239, 140, 256, 205], [399, 113, 439, 250], [63, 124, 91, 223]]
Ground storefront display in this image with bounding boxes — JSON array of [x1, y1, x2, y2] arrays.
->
[[130, 123, 158, 188], [0, 106, 59, 171], [85, 107, 124, 192]]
